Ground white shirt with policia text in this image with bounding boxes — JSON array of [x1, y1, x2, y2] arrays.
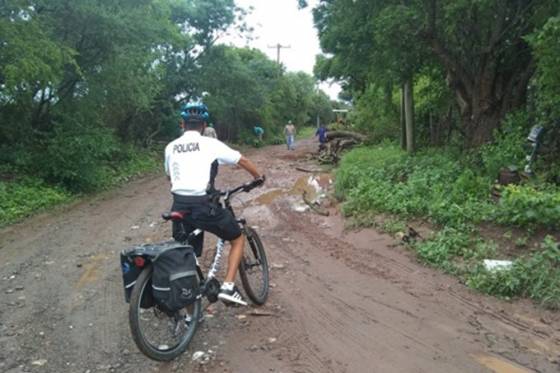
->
[[165, 131, 241, 196]]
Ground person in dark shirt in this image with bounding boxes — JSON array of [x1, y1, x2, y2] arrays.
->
[[315, 123, 328, 145]]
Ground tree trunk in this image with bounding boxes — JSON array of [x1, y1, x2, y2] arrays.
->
[[462, 109, 502, 148], [422, 4, 536, 148], [404, 79, 415, 153]]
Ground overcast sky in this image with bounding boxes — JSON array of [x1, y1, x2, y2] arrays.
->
[[219, 0, 341, 100]]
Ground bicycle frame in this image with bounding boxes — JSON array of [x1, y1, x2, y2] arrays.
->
[[174, 185, 252, 301]]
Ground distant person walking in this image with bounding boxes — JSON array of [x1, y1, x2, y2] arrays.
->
[[253, 125, 264, 142], [284, 120, 296, 150], [315, 123, 328, 149], [204, 123, 218, 139]]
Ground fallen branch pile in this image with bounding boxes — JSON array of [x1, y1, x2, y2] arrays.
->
[[317, 131, 367, 164], [302, 191, 330, 216]]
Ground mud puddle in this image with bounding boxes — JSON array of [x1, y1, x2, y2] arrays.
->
[[473, 354, 534, 373], [254, 189, 285, 205], [252, 174, 333, 214]]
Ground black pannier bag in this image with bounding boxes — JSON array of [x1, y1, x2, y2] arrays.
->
[[120, 249, 154, 309], [120, 241, 182, 308], [120, 252, 142, 302], [151, 245, 200, 314]]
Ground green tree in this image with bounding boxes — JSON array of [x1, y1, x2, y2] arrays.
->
[[194, 46, 332, 142], [305, 0, 559, 147], [0, 0, 239, 189]]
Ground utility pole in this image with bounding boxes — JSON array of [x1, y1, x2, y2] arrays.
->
[[267, 43, 291, 64]]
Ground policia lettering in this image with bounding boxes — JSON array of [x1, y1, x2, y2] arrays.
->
[[173, 143, 200, 153]]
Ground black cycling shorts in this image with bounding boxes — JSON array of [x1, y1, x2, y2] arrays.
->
[[171, 195, 242, 247]]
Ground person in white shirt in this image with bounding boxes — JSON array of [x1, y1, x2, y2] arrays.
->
[[165, 103, 265, 305], [284, 120, 296, 150], [203, 123, 218, 139]]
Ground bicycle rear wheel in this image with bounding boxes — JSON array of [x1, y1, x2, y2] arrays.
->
[[239, 226, 269, 305], [128, 265, 202, 361]]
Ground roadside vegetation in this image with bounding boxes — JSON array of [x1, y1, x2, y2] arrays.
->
[[301, 1, 560, 308], [0, 0, 336, 225], [336, 142, 560, 309]]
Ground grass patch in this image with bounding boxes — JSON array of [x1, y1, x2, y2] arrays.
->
[[336, 144, 559, 230], [0, 148, 160, 227], [298, 126, 317, 139], [467, 236, 560, 309], [0, 178, 73, 226], [335, 143, 560, 309]]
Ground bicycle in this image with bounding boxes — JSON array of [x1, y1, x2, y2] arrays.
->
[[122, 179, 269, 361]]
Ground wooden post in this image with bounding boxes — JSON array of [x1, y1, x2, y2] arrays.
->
[[400, 85, 406, 150], [404, 78, 415, 153]]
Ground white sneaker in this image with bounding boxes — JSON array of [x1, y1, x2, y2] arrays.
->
[[218, 285, 247, 306]]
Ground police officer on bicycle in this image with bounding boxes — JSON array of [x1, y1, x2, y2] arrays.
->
[[165, 102, 265, 305]]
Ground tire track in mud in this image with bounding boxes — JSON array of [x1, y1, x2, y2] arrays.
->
[[223, 201, 469, 372]]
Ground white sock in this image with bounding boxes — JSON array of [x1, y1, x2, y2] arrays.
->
[[221, 282, 234, 291]]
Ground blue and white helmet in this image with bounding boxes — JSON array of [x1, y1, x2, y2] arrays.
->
[[180, 102, 209, 122]]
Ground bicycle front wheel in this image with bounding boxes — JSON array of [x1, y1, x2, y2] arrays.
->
[[239, 226, 269, 305], [128, 265, 202, 361]]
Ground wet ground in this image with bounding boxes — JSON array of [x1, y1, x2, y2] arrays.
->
[[0, 138, 559, 373]]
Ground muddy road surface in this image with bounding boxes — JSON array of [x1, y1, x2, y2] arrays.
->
[[1, 139, 559, 373]]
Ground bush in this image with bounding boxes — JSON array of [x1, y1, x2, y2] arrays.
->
[[337, 145, 496, 226], [350, 84, 399, 142], [0, 178, 72, 225], [413, 226, 496, 271], [335, 144, 404, 200], [496, 184, 560, 229], [415, 227, 471, 267], [0, 145, 160, 226], [101, 146, 161, 186], [337, 144, 559, 229], [478, 111, 529, 178], [34, 121, 118, 191], [467, 236, 560, 309]]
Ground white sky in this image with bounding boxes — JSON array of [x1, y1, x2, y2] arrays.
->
[[219, 0, 341, 100]]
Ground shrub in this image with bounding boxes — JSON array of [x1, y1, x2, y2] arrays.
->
[[467, 236, 560, 309], [102, 146, 160, 186], [349, 84, 399, 142], [337, 144, 558, 229], [34, 121, 118, 191], [496, 184, 560, 229], [0, 178, 72, 225], [337, 145, 496, 226], [479, 111, 529, 178], [414, 227, 471, 267]]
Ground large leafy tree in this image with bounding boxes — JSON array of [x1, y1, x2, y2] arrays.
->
[[305, 0, 559, 147], [0, 0, 240, 189], [0, 0, 240, 143]]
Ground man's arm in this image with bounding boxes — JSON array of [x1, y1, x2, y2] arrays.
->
[[237, 156, 263, 179]]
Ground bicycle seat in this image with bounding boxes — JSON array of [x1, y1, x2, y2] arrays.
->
[[161, 211, 188, 221]]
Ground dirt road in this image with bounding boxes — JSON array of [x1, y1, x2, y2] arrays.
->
[[1, 139, 559, 373]]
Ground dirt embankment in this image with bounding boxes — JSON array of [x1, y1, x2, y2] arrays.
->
[[0, 138, 559, 373]]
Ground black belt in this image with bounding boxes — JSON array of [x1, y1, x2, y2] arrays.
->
[[172, 194, 210, 203]]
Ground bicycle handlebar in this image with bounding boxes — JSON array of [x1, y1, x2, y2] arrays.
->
[[221, 175, 266, 197]]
